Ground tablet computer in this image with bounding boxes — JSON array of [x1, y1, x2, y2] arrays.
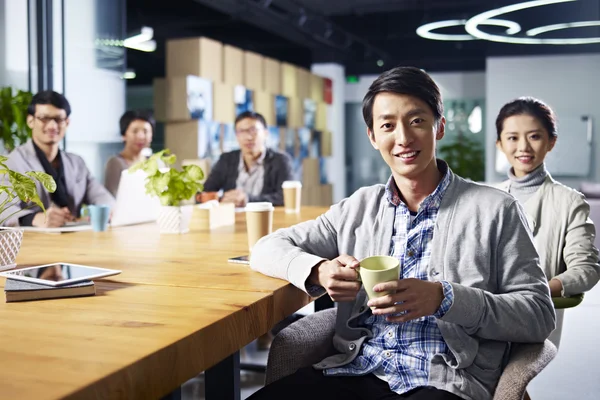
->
[[0, 263, 121, 287]]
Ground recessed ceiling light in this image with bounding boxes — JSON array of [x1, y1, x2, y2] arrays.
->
[[465, 0, 600, 44], [526, 20, 600, 36], [416, 19, 521, 41]]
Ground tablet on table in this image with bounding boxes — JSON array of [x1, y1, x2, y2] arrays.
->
[[0, 263, 121, 287]]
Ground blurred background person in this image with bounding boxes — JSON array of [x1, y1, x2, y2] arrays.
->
[[1, 90, 114, 228], [104, 110, 155, 197], [203, 111, 294, 207]]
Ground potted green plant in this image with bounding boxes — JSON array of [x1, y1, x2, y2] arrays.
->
[[438, 134, 485, 182], [0, 155, 56, 270], [0, 87, 33, 153], [129, 149, 204, 234]]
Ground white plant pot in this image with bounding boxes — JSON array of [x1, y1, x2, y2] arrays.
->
[[156, 205, 194, 234], [0, 227, 24, 271]]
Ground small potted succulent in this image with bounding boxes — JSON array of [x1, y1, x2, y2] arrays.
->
[[0, 155, 56, 270], [129, 149, 204, 234]]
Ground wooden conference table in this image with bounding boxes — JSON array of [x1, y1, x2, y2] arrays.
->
[[0, 206, 328, 400]]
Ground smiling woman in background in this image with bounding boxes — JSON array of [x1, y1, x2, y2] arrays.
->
[[104, 110, 155, 197], [495, 97, 600, 347]]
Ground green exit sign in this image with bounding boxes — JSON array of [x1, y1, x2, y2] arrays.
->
[[346, 75, 359, 83]]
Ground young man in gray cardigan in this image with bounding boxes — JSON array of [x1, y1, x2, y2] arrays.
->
[[249, 67, 556, 400]]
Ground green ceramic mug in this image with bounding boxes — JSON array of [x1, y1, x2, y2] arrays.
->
[[359, 255, 400, 305]]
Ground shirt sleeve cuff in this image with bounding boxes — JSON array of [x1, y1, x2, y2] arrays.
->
[[434, 280, 454, 318], [286, 252, 328, 297], [306, 283, 326, 298], [18, 213, 36, 227]]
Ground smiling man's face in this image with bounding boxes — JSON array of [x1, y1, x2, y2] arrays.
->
[[367, 92, 445, 182], [27, 104, 69, 147]]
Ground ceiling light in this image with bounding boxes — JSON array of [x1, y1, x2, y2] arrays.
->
[[125, 40, 157, 52], [526, 20, 600, 36], [122, 70, 136, 80], [123, 26, 156, 52], [416, 19, 521, 41], [417, 20, 473, 41], [377, 59, 384, 67], [465, 0, 600, 44], [124, 26, 154, 46]]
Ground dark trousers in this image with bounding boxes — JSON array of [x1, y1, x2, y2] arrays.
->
[[248, 367, 464, 400]]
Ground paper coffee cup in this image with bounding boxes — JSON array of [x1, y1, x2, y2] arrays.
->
[[358, 256, 400, 306], [245, 202, 274, 252], [282, 181, 302, 214]]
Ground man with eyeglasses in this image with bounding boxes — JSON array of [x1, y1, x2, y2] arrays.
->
[[0, 90, 114, 228], [203, 111, 294, 207]]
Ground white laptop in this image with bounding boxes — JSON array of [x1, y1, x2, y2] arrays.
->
[[110, 169, 161, 227]]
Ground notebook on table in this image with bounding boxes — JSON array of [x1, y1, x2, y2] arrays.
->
[[4, 279, 95, 302]]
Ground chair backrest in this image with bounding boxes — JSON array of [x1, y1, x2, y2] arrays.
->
[[265, 308, 337, 385], [266, 308, 558, 400], [493, 340, 557, 400]]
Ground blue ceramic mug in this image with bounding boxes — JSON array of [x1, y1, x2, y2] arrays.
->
[[87, 205, 111, 232]]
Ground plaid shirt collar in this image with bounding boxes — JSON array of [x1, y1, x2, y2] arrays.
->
[[385, 159, 451, 212]]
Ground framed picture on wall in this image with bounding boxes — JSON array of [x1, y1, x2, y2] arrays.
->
[[267, 126, 281, 150], [222, 123, 238, 153], [187, 76, 213, 121], [197, 121, 209, 159], [275, 95, 288, 127], [310, 130, 322, 158], [298, 127, 311, 160], [208, 121, 222, 162], [234, 85, 254, 115], [303, 99, 317, 129]]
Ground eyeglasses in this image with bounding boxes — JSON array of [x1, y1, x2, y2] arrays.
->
[[35, 116, 68, 126], [235, 127, 260, 136]]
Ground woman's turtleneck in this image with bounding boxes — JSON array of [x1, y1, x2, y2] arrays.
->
[[508, 163, 548, 204]]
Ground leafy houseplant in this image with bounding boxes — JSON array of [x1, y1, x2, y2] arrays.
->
[[129, 149, 204, 234], [438, 134, 485, 182], [0, 155, 56, 270], [0, 87, 33, 153]]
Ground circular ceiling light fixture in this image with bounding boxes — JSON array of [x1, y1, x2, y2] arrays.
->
[[465, 0, 600, 45], [526, 20, 600, 36], [416, 19, 521, 41]]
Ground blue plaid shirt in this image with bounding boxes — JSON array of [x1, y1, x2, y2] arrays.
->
[[324, 166, 455, 395]]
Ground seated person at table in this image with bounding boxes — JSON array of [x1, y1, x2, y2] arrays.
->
[[248, 67, 555, 400], [104, 110, 155, 196], [0, 91, 115, 228], [202, 111, 294, 207], [494, 97, 600, 348]]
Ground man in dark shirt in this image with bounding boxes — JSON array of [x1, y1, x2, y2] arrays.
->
[[203, 111, 294, 207]]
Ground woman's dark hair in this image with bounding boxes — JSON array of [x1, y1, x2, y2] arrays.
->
[[235, 111, 267, 129], [27, 90, 71, 116], [495, 97, 557, 141], [362, 66, 443, 130], [119, 110, 155, 136]]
